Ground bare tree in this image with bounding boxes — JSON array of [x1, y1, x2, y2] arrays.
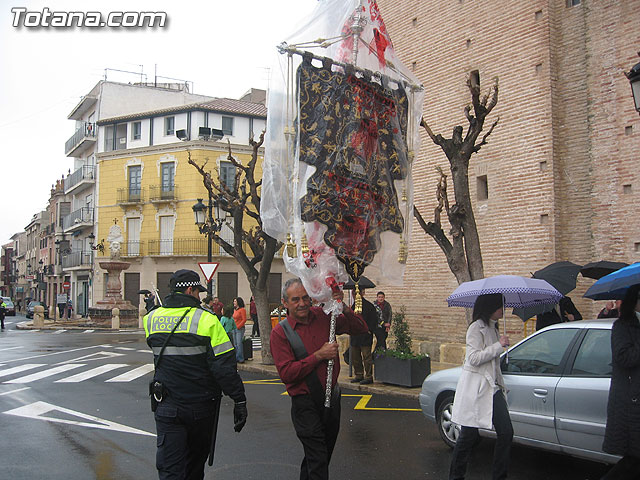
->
[[189, 131, 282, 364], [415, 70, 499, 286]]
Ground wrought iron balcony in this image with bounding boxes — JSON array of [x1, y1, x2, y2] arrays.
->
[[62, 207, 94, 232], [149, 184, 177, 203], [61, 251, 92, 269], [122, 241, 144, 257], [117, 188, 146, 205], [64, 165, 95, 194], [147, 235, 248, 257], [65, 122, 96, 157]]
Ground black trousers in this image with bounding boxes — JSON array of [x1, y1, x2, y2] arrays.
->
[[450, 390, 513, 480], [154, 399, 217, 480], [291, 392, 341, 480], [374, 328, 387, 350], [601, 455, 640, 479], [251, 314, 259, 336]]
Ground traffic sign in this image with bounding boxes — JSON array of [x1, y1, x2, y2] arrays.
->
[[62, 281, 71, 289], [198, 263, 219, 282]]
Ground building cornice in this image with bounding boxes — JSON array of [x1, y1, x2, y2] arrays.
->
[[96, 141, 262, 161]]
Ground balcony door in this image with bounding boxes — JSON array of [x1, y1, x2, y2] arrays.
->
[[128, 165, 141, 201], [127, 217, 141, 256], [161, 162, 175, 197], [159, 216, 174, 255]]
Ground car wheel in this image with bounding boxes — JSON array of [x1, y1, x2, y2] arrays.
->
[[437, 393, 460, 449]]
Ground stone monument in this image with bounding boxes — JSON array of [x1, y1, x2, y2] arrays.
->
[[87, 224, 139, 327]]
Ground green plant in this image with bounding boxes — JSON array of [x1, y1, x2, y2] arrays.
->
[[378, 306, 427, 360]]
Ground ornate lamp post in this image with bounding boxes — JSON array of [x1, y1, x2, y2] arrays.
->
[[626, 56, 640, 115], [193, 196, 229, 295]]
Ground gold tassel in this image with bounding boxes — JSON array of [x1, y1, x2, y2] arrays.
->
[[398, 239, 408, 264], [286, 233, 297, 257], [401, 188, 407, 203], [301, 232, 309, 256], [354, 284, 362, 314]]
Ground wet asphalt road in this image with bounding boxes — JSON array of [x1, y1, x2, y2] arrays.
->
[[0, 318, 613, 479]]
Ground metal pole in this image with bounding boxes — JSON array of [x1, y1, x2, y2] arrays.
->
[[207, 192, 213, 296]]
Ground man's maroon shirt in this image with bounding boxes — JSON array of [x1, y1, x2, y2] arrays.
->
[[270, 306, 367, 396]]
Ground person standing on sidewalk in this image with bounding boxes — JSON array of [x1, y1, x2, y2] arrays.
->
[[0, 299, 6, 329], [373, 291, 392, 351], [250, 296, 260, 338], [449, 293, 512, 480], [349, 289, 377, 385], [232, 297, 247, 363], [143, 269, 247, 480], [270, 278, 367, 480]]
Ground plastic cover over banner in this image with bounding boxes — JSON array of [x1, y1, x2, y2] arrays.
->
[[261, 0, 424, 303]]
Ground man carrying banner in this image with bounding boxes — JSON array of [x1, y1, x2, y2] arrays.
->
[[271, 277, 367, 480]]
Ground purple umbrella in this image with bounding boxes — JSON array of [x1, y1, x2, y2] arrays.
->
[[447, 275, 563, 309]]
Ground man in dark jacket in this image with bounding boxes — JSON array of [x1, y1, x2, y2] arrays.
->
[[373, 291, 392, 351], [144, 269, 247, 480], [350, 289, 378, 385], [536, 296, 582, 331]]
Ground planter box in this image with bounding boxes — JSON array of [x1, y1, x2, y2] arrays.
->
[[373, 354, 430, 387], [243, 337, 253, 360]]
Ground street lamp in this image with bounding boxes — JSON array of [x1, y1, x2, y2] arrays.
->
[[626, 56, 640, 114], [192, 196, 229, 295]]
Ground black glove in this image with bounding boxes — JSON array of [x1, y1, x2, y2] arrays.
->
[[233, 401, 247, 432]]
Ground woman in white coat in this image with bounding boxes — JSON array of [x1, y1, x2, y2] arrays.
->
[[449, 293, 512, 480]]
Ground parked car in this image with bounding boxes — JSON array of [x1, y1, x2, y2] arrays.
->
[[26, 301, 49, 319], [419, 319, 620, 465], [1, 297, 15, 316]]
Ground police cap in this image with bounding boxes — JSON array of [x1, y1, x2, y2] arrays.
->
[[169, 269, 207, 292]]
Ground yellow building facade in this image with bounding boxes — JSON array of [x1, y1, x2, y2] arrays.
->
[[93, 97, 285, 312]]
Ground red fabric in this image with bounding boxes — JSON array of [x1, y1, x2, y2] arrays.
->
[[233, 307, 247, 329], [250, 299, 257, 315], [270, 306, 367, 396]]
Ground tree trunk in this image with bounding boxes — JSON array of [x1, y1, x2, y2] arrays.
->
[[252, 286, 273, 365]]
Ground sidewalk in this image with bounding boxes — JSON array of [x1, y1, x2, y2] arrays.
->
[[237, 348, 452, 401]]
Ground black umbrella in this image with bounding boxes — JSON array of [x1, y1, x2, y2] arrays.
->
[[138, 289, 152, 295], [532, 261, 582, 295], [511, 261, 581, 321], [343, 275, 376, 290], [580, 261, 629, 280]]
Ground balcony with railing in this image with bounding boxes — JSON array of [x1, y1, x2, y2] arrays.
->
[[147, 235, 250, 257], [149, 184, 178, 203], [64, 165, 95, 194], [62, 207, 94, 232], [121, 241, 144, 257], [65, 122, 96, 157], [117, 188, 146, 206], [61, 251, 92, 269]]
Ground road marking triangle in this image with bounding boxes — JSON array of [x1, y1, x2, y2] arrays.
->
[[4, 401, 155, 437]]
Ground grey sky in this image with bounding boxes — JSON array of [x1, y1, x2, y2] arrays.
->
[[0, 0, 317, 244]]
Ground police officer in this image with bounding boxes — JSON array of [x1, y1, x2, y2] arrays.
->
[[144, 269, 247, 480]]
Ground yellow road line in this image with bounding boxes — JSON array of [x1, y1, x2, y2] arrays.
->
[[342, 394, 421, 412]]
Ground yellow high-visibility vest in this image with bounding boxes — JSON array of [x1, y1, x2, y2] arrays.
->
[[144, 307, 233, 356]]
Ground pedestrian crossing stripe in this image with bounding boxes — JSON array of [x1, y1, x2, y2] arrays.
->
[[4, 401, 155, 437]]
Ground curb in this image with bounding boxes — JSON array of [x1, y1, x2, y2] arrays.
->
[[236, 360, 421, 401]]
